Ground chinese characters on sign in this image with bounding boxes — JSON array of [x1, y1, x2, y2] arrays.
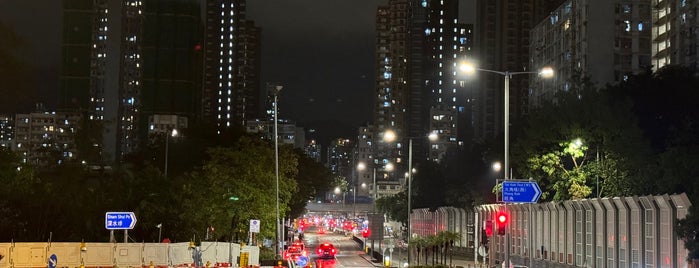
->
[[105, 212, 137, 230]]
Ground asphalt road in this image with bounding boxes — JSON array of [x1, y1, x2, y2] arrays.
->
[[302, 226, 375, 268]]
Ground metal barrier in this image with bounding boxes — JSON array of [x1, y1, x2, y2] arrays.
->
[[471, 193, 692, 268]]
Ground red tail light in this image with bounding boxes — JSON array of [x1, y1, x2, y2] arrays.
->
[[317, 248, 322, 254], [331, 248, 336, 254]]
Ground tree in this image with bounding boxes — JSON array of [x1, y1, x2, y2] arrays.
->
[[171, 136, 298, 242], [287, 149, 333, 219], [513, 87, 652, 201]]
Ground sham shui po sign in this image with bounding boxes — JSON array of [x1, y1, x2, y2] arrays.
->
[[105, 212, 137, 230]]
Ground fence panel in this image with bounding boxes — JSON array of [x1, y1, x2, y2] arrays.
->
[[591, 199, 606, 267], [654, 195, 675, 268], [562, 201, 575, 265], [168, 242, 193, 267], [142, 243, 169, 267], [625, 197, 642, 268], [47, 242, 81, 268], [11, 243, 47, 268], [555, 202, 566, 264], [601, 198, 617, 268], [613, 198, 630, 268], [114, 243, 142, 267], [83, 243, 114, 267], [671, 194, 691, 266], [241, 246, 259, 266], [0, 243, 10, 268], [640, 196, 658, 267]]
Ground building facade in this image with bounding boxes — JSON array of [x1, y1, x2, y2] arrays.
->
[[14, 110, 81, 166], [203, 0, 261, 133], [529, 0, 653, 107], [651, 0, 699, 72]]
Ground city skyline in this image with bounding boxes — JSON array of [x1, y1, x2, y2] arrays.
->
[[0, 0, 381, 146]]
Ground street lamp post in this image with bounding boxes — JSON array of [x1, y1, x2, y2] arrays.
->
[[460, 61, 553, 267], [164, 128, 178, 179], [404, 131, 438, 267], [273, 85, 283, 258]]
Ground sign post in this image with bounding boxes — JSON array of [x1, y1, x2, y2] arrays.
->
[[502, 180, 541, 268]]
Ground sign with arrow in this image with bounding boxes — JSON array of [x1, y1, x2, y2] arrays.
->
[[502, 181, 542, 203], [48, 254, 57, 268], [105, 212, 137, 230]]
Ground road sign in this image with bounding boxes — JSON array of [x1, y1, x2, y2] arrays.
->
[[249, 219, 260, 233], [105, 212, 137, 230], [502, 181, 541, 203], [48, 254, 57, 268]]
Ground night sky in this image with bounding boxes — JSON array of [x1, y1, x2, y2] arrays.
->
[[0, 0, 381, 143]]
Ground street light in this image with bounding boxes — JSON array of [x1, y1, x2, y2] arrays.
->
[[460, 60, 553, 267], [164, 128, 178, 179], [405, 131, 438, 267], [273, 85, 283, 258]]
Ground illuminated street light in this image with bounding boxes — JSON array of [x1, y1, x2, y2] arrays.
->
[[459, 60, 553, 267], [405, 131, 439, 267]]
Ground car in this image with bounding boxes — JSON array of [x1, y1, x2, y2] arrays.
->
[[317, 228, 325, 234], [291, 241, 305, 251], [315, 243, 337, 259], [284, 246, 306, 261]]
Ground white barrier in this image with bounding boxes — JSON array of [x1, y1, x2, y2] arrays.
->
[[0, 243, 11, 268], [83, 243, 113, 267], [142, 243, 168, 267], [114, 243, 142, 267], [168, 243, 192, 267], [11, 243, 47, 268], [47, 242, 81, 268], [240, 246, 259, 266], [0, 242, 255, 268]]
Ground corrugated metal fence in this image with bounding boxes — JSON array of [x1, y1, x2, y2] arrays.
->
[[409, 193, 691, 267], [476, 194, 691, 268]]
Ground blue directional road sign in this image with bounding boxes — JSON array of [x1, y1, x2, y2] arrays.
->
[[105, 212, 137, 230], [48, 254, 57, 268], [502, 181, 542, 203]]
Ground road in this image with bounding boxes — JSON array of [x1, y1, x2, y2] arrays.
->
[[301, 226, 375, 268]]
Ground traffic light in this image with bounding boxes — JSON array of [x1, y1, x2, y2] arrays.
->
[[362, 228, 371, 238], [484, 220, 493, 237], [496, 211, 508, 236]]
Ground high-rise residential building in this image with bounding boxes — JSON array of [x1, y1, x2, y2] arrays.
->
[[304, 139, 322, 163], [326, 138, 354, 182], [373, 0, 472, 181], [423, 0, 471, 162], [60, 0, 145, 164], [374, 2, 408, 173], [60, 0, 202, 164], [354, 125, 375, 197], [472, 0, 565, 141], [0, 115, 13, 149], [203, 0, 261, 133], [529, 0, 653, 107], [14, 108, 81, 166], [140, 0, 202, 137], [652, 0, 699, 72]]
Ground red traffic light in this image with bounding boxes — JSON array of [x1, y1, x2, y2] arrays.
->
[[361, 228, 371, 238], [484, 220, 493, 237], [496, 211, 508, 236], [497, 213, 508, 224]]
